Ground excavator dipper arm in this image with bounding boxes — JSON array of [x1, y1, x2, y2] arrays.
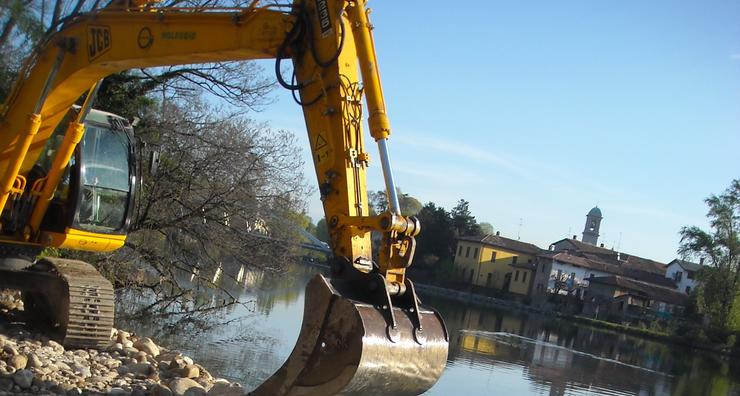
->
[[0, 1, 449, 394]]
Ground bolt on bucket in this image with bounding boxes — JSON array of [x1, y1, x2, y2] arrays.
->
[[250, 274, 448, 396]]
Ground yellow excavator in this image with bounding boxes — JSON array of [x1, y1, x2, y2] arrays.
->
[[0, 0, 448, 394]]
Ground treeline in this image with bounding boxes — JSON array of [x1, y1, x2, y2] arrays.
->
[[306, 189, 493, 270]]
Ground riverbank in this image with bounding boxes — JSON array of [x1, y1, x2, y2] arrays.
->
[[0, 290, 247, 395], [415, 281, 739, 357]]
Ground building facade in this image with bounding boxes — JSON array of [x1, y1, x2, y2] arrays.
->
[[454, 233, 542, 297], [665, 259, 702, 294]]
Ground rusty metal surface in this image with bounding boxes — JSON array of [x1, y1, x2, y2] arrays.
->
[[250, 274, 448, 396]]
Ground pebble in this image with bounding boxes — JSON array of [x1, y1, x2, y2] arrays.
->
[[13, 369, 33, 388], [169, 378, 205, 396], [0, 290, 243, 395], [9, 354, 27, 369], [134, 337, 160, 357]]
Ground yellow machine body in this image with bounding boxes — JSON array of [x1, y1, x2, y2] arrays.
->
[[0, 1, 449, 394]]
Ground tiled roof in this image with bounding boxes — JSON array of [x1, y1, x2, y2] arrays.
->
[[589, 276, 688, 306], [458, 234, 543, 255], [545, 252, 617, 274], [551, 238, 667, 276], [668, 259, 702, 273]]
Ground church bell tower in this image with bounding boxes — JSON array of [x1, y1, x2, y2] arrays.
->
[[582, 206, 602, 245]]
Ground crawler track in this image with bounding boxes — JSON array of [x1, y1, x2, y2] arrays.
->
[[0, 257, 114, 349]]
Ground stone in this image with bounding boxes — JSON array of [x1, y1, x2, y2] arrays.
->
[[117, 331, 131, 344], [172, 365, 199, 379], [168, 358, 186, 370], [8, 354, 27, 370], [195, 365, 211, 382], [26, 353, 43, 369], [151, 383, 173, 396], [133, 352, 148, 363], [43, 340, 64, 353], [127, 362, 154, 376], [109, 387, 129, 395], [206, 381, 244, 396], [71, 363, 91, 378], [184, 388, 207, 396], [169, 378, 204, 396], [13, 369, 33, 389], [0, 377, 13, 392], [133, 338, 160, 357], [2, 345, 18, 356]]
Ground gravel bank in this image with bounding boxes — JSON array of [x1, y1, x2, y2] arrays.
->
[[0, 290, 248, 395]]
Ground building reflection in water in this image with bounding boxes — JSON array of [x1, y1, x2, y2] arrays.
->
[[430, 294, 739, 396]]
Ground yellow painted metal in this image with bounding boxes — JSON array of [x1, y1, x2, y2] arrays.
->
[[0, 8, 291, 180], [41, 228, 126, 252], [0, 113, 42, 215], [294, 1, 373, 266], [27, 109, 91, 235], [0, 2, 449, 393], [346, 0, 391, 142]]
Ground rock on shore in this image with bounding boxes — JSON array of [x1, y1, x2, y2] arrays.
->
[[0, 291, 247, 395]]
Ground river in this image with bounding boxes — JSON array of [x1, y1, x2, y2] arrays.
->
[[115, 263, 740, 395]]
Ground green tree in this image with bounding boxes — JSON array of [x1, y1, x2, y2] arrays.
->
[[415, 202, 455, 263], [451, 199, 481, 237], [479, 222, 494, 235], [315, 218, 330, 243], [679, 179, 740, 333], [368, 188, 421, 216]]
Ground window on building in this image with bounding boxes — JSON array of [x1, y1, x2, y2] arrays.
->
[[512, 256, 518, 264], [674, 271, 683, 282], [491, 252, 497, 262], [473, 248, 478, 259], [515, 271, 520, 281], [458, 245, 462, 256], [469, 269, 474, 283], [523, 272, 528, 283], [465, 246, 470, 258], [486, 273, 492, 287], [541, 262, 546, 272]]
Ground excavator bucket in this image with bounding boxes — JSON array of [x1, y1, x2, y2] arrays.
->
[[250, 274, 448, 396]]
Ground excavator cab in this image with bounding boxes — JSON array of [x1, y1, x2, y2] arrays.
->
[[36, 108, 136, 239], [0, 107, 132, 348]]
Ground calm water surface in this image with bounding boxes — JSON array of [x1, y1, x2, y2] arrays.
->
[[116, 263, 740, 395]]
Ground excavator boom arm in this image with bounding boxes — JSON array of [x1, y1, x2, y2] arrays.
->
[[0, 1, 448, 394]]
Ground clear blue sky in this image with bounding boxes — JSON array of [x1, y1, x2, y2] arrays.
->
[[252, 0, 740, 263]]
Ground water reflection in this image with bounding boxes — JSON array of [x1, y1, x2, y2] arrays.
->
[[115, 263, 740, 395], [427, 295, 740, 396]]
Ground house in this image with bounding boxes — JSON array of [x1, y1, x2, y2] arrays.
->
[[454, 233, 542, 297], [666, 259, 703, 294], [531, 236, 677, 303], [535, 251, 617, 299], [584, 275, 688, 320]]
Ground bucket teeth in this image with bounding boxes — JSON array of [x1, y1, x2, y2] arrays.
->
[[250, 274, 448, 396]]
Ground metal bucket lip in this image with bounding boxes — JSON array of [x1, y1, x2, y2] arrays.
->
[[249, 273, 449, 396]]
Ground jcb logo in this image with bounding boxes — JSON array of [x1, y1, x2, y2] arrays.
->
[[88, 26, 111, 61]]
